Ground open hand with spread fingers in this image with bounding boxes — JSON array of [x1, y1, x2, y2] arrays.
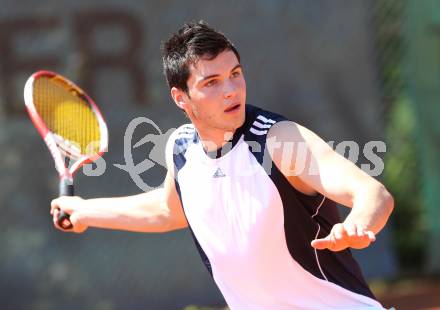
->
[[311, 223, 376, 252]]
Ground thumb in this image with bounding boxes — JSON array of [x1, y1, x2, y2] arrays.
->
[[69, 213, 88, 233], [311, 236, 333, 250]]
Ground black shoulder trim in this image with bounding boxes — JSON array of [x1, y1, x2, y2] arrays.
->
[[173, 125, 197, 172], [242, 105, 287, 171]]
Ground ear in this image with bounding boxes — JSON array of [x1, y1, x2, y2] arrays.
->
[[170, 87, 188, 110]]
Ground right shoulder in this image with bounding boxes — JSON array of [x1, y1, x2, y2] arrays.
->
[[165, 123, 197, 177]]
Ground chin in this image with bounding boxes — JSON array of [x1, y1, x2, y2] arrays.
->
[[236, 115, 246, 128], [227, 116, 245, 131]]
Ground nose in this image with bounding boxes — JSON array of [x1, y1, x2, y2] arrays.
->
[[223, 79, 237, 99]]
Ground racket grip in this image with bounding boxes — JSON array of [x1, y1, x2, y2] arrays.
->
[[58, 177, 74, 229]]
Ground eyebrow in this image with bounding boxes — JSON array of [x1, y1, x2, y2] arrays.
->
[[198, 64, 242, 84]]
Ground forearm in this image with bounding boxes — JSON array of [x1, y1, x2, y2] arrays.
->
[[344, 183, 394, 234], [75, 188, 174, 233]]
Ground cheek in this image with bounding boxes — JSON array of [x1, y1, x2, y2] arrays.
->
[[241, 77, 247, 90], [190, 98, 216, 119], [195, 90, 224, 109], [235, 77, 246, 94]]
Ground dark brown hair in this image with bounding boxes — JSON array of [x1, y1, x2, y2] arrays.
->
[[162, 21, 240, 94]]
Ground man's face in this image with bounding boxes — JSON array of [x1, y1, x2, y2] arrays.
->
[[181, 50, 246, 133]]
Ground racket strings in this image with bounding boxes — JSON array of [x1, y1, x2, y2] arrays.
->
[[33, 77, 101, 156]]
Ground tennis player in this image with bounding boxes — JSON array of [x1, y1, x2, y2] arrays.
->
[[51, 21, 394, 309]]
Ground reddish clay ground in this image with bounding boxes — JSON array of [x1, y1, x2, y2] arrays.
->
[[376, 279, 440, 310]]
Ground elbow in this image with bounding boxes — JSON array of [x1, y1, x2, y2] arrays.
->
[[380, 185, 394, 216], [153, 210, 187, 233], [166, 214, 188, 232], [135, 210, 175, 233], [153, 211, 176, 233]]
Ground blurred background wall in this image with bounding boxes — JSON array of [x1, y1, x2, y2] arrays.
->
[[0, 0, 438, 309]]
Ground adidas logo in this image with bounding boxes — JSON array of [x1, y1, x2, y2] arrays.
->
[[213, 167, 226, 178]]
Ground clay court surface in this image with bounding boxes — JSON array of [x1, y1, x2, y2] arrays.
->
[[186, 279, 440, 310], [376, 279, 440, 310]]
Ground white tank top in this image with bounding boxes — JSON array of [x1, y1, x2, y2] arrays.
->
[[173, 104, 384, 310]]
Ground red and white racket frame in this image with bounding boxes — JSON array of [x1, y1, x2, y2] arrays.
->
[[24, 70, 108, 183], [24, 70, 108, 228]]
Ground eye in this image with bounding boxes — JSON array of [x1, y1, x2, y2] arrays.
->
[[205, 79, 218, 87], [231, 70, 241, 78]]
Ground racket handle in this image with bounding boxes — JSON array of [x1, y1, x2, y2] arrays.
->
[[58, 177, 74, 229]]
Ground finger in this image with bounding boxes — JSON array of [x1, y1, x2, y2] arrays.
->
[[326, 224, 353, 251], [311, 238, 333, 250], [333, 223, 346, 240], [50, 198, 60, 214], [345, 223, 356, 237], [366, 230, 376, 242], [53, 208, 59, 223], [51, 197, 71, 215], [356, 224, 366, 238], [53, 209, 63, 230], [50, 198, 58, 208]]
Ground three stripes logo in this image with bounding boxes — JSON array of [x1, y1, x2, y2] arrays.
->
[[177, 125, 197, 142], [250, 115, 276, 136]]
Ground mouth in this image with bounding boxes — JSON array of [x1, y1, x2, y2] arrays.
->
[[224, 103, 241, 113]]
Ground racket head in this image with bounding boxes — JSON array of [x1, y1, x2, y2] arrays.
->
[[24, 70, 108, 178]]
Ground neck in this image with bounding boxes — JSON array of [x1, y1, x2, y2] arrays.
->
[[195, 125, 235, 152]]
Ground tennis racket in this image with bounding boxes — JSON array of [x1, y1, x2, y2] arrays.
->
[[24, 70, 108, 229]]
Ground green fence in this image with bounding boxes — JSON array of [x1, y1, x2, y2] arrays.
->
[[404, 0, 440, 273]]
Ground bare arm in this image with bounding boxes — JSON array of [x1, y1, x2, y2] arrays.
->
[[51, 130, 188, 234], [51, 172, 187, 233], [267, 121, 394, 251]]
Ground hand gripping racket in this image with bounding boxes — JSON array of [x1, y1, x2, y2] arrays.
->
[[24, 71, 108, 229]]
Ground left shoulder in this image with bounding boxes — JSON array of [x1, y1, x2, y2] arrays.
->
[[245, 104, 288, 124], [267, 120, 327, 150], [265, 119, 334, 196], [243, 105, 327, 152], [243, 105, 289, 138]]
